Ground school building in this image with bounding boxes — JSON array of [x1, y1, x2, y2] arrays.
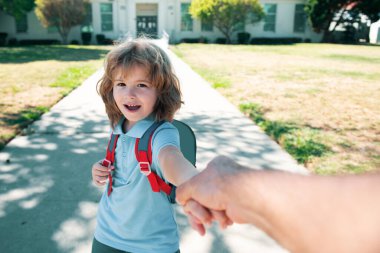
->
[[0, 0, 323, 45]]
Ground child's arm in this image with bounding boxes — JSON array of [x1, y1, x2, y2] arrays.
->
[[158, 146, 232, 233], [158, 145, 197, 186]]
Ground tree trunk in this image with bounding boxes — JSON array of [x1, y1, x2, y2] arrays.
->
[[225, 34, 232, 44], [62, 34, 68, 45], [218, 26, 232, 44], [321, 7, 347, 43], [58, 27, 70, 45]]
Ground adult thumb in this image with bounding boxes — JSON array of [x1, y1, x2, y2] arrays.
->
[[176, 179, 194, 206]]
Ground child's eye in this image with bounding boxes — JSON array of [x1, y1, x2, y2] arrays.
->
[[116, 82, 126, 87], [137, 83, 148, 88]]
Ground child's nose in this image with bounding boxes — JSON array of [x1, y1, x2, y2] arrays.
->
[[125, 86, 136, 98]]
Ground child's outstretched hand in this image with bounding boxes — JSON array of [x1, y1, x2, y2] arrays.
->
[[92, 160, 112, 187], [183, 199, 233, 235], [183, 199, 211, 235]]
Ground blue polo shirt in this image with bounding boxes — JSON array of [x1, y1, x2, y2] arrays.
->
[[94, 116, 180, 253]]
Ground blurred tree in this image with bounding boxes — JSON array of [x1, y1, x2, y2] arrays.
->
[[35, 0, 89, 44], [355, 0, 380, 22], [0, 0, 35, 20], [190, 0, 264, 44], [305, 0, 353, 42], [306, 0, 380, 42]]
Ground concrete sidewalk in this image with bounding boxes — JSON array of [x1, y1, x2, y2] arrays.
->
[[0, 44, 305, 253]]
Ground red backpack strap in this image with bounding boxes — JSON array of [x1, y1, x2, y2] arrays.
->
[[102, 133, 119, 196], [135, 121, 173, 196]]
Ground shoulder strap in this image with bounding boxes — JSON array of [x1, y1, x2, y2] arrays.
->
[[102, 133, 119, 196], [135, 121, 173, 196], [137, 121, 166, 163]]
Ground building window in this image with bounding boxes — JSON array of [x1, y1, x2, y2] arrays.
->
[[100, 3, 113, 32], [181, 3, 193, 31], [294, 4, 306, 33], [81, 3, 93, 32], [264, 4, 277, 32], [201, 19, 213, 31], [15, 14, 28, 33]]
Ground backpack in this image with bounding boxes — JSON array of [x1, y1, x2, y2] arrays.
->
[[101, 120, 196, 203]]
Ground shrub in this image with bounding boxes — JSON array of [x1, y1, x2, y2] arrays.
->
[[250, 37, 303, 45], [19, 39, 60, 45], [215, 38, 227, 44], [0, 32, 8, 46], [96, 34, 114, 45], [181, 38, 201, 43], [96, 34, 106, 44], [8, 38, 18, 47], [81, 32, 92, 45], [237, 32, 251, 44]]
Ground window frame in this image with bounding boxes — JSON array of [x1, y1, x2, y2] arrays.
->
[[263, 4, 277, 32], [81, 3, 94, 33], [180, 3, 193, 32], [294, 4, 306, 33], [100, 3, 113, 32], [15, 14, 28, 33]]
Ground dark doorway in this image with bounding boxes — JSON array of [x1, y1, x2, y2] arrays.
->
[[136, 16, 157, 38]]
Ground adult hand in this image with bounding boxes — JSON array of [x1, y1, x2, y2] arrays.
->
[[176, 155, 250, 223]]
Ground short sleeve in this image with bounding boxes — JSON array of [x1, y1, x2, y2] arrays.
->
[[151, 123, 180, 178]]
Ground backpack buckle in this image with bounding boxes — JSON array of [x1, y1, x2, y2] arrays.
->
[[102, 159, 112, 168], [139, 162, 151, 176]]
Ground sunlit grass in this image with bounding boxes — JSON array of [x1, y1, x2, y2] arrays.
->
[[0, 45, 110, 149], [172, 43, 380, 174]]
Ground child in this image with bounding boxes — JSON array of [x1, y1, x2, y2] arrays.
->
[[91, 39, 229, 253]]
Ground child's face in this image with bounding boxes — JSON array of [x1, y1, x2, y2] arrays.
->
[[113, 65, 157, 130]]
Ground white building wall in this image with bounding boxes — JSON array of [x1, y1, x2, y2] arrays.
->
[[166, 0, 177, 40], [122, 0, 167, 39], [246, 0, 321, 42], [91, 0, 119, 41], [369, 20, 380, 44], [0, 0, 322, 44], [0, 10, 14, 36], [26, 11, 82, 42], [0, 9, 83, 44]]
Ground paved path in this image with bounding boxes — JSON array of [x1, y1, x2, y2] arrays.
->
[[0, 42, 306, 253]]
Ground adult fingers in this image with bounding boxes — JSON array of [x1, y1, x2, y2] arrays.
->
[[176, 177, 196, 206], [210, 210, 233, 229]]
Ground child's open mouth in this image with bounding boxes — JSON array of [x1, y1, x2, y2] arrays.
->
[[124, 104, 141, 111]]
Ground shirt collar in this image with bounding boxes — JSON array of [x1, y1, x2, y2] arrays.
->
[[113, 115, 156, 138]]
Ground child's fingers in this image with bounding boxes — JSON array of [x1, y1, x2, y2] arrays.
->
[[188, 214, 206, 236], [94, 161, 112, 173], [93, 180, 107, 187], [210, 210, 233, 229], [94, 169, 110, 178], [183, 199, 212, 225], [92, 161, 112, 186]]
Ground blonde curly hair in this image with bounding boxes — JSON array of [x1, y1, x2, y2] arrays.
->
[[97, 39, 182, 128]]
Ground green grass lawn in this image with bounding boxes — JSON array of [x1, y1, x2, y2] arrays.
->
[[172, 43, 380, 175], [0, 45, 111, 150]]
